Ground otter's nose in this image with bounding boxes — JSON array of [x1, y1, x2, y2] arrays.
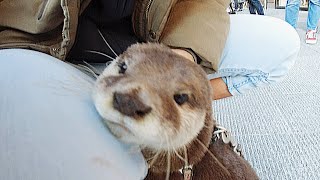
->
[[113, 92, 152, 118]]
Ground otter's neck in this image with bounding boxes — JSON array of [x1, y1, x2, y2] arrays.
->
[[142, 112, 215, 173]]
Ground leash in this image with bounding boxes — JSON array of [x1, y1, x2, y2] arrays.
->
[[178, 125, 243, 180]]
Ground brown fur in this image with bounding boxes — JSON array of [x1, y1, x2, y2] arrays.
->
[[93, 43, 258, 180]]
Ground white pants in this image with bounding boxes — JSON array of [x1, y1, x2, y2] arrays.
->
[[0, 50, 147, 180], [208, 14, 300, 95]]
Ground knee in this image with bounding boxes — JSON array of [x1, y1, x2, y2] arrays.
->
[[267, 51, 299, 84], [260, 17, 300, 83], [267, 30, 300, 83]]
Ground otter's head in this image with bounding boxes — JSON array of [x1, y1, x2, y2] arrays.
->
[[93, 43, 212, 152]]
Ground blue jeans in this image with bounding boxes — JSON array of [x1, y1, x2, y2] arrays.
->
[[248, 0, 265, 15], [234, 0, 239, 10], [285, 0, 320, 30], [208, 15, 300, 96]]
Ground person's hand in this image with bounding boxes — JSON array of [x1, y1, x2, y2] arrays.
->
[[171, 48, 196, 63]]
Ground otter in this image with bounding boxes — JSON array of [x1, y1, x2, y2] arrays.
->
[[93, 43, 258, 180]]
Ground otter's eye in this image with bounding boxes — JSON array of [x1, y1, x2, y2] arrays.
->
[[118, 61, 127, 74], [174, 93, 189, 105]]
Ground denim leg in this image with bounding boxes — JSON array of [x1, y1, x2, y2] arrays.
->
[[239, 2, 244, 9], [248, 1, 256, 14], [307, 0, 320, 30], [234, 0, 239, 10], [208, 15, 300, 96], [285, 0, 301, 28], [251, 0, 265, 15]]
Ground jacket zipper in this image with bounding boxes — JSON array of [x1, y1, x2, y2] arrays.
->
[[144, 0, 155, 40], [38, 0, 49, 20], [145, 0, 153, 22]]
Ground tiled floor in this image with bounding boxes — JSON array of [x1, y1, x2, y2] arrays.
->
[[214, 5, 320, 180]]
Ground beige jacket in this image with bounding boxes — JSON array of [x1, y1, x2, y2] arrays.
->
[[133, 0, 230, 70], [0, 0, 229, 70]]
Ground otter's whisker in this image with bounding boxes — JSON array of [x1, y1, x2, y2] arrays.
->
[[146, 151, 158, 161], [85, 50, 116, 61], [195, 138, 231, 176], [164, 132, 171, 180], [82, 61, 102, 74], [166, 151, 171, 180], [166, 134, 187, 165], [172, 146, 185, 163], [147, 127, 166, 167], [163, 131, 171, 152], [183, 146, 189, 166], [68, 63, 99, 78], [97, 28, 118, 57], [147, 151, 161, 168]]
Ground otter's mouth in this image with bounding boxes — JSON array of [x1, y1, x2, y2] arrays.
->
[[105, 121, 133, 136]]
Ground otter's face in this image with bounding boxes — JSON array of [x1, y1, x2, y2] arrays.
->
[[93, 43, 212, 151]]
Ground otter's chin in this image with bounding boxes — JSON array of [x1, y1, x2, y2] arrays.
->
[[105, 121, 134, 139]]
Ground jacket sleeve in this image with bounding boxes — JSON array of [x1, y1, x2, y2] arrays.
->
[[159, 0, 230, 70], [0, 0, 91, 60]]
